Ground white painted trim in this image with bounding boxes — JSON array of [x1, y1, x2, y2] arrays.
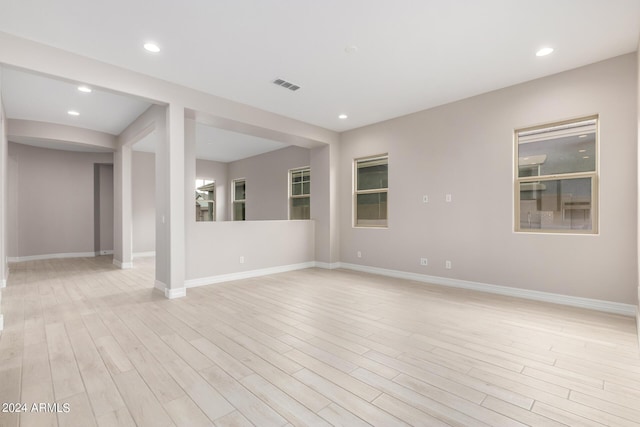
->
[[96, 250, 114, 256], [314, 261, 343, 270], [340, 263, 637, 317], [133, 251, 156, 259], [113, 259, 133, 269], [185, 262, 316, 288], [1, 279, 5, 288], [0, 314, 3, 331], [7, 252, 96, 263], [154, 280, 186, 299], [165, 287, 187, 299]]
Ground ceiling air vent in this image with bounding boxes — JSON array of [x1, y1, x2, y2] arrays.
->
[[273, 78, 301, 91]]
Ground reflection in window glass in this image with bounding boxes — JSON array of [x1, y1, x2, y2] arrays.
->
[[519, 178, 592, 231], [355, 155, 388, 227], [232, 179, 246, 221], [290, 167, 310, 220], [195, 179, 215, 221], [515, 117, 597, 233]]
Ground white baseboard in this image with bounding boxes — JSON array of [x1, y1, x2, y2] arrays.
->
[[8, 252, 97, 263], [314, 261, 342, 270], [185, 262, 316, 288], [133, 251, 156, 259], [154, 280, 186, 299], [340, 263, 637, 317], [113, 259, 133, 269]]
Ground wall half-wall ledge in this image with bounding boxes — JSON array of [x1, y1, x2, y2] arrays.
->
[[339, 263, 637, 317]]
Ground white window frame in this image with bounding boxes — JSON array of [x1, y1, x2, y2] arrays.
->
[[353, 154, 388, 228], [232, 178, 246, 221], [289, 166, 311, 220], [514, 116, 599, 234]]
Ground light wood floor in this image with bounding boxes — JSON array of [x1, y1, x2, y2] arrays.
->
[[0, 257, 639, 427]]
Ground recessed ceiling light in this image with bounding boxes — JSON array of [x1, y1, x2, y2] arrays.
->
[[536, 47, 554, 57], [583, 156, 590, 159], [578, 134, 587, 138], [579, 149, 587, 153], [338, 114, 348, 120], [67, 110, 80, 116], [144, 42, 160, 53], [77, 85, 92, 93]]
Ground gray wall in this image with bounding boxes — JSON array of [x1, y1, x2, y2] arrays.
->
[[7, 142, 113, 258], [94, 163, 114, 254], [132, 151, 156, 254], [0, 69, 6, 331], [228, 146, 310, 221], [339, 53, 638, 305], [637, 40, 640, 337]]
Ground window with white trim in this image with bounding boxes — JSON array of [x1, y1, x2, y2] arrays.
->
[[515, 116, 598, 233], [195, 179, 215, 221], [354, 154, 388, 227], [289, 167, 310, 220], [232, 179, 246, 221]]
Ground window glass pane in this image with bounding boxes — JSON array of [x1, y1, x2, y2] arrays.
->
[[519, 178, 592, 231], [291, 196, 310, 220], [233, 201, 245, 221], [356, 192, 387, 224], [234, 180, 245, 201], [357, 160, 388, 191], [518, 122, 596, 177], [302, 182, 310, 195], [195, 180, 215, 222], [292, 183, 302, 196]]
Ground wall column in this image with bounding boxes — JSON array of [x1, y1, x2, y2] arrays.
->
[[154, 103, 186, 298], [311, 141, 340, 267], [113, 144, 133, 268]]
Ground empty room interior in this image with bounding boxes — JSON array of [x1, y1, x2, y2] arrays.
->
[[1, 1, 640, 426]]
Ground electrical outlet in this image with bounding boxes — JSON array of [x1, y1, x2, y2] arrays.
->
[[422, 195, 429, 203], [357, 251, 362, 258], [420, 258, 428, 266], [239, 256, 245, 264], [445, 260, 452, 269]]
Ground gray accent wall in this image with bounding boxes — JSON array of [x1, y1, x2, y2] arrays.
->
[[340, 53, 638, 305], [7, 142, 113, 258]]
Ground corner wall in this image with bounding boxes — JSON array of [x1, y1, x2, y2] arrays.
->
[[227, 146, 310, 221], [340, 53, 638, 306], [132, 151, 156, 254], [7, 143, 113, 259]]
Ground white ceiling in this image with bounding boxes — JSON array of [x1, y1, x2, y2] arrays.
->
[[1, 66, 152, 135], [133, 123, 289, 163], [1, 0, 638, 133]]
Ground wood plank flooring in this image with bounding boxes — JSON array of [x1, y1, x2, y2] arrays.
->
[[0, 256, 639, 426]]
